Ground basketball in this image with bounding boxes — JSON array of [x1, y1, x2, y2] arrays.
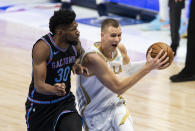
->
[[146, 42, 174, 67]]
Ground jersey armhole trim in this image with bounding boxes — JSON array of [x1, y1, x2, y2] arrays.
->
[[41, 38, 53, 65]]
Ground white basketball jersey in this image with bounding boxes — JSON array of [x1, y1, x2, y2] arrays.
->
[[76, 42, 124, 117]]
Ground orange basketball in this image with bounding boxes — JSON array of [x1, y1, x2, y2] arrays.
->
[[146, 42, 174, 67]]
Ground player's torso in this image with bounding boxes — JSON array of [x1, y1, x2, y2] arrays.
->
[[76, 42, 123, 114], [29, 33, 77, 101]]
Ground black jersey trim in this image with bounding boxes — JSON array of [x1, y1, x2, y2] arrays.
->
[[72, 45, 77, 57], [48, 33, 68, 52]]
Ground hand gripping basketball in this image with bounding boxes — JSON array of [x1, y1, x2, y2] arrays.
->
[[146, 42, 174, 68]]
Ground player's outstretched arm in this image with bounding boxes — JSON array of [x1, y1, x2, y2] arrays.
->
[[83, 50, 169, 95], [33, 41, 66, 96], [118, 44, 145, 76]]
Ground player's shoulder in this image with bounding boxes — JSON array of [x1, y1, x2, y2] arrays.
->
[[83, 52, 105, 65], [32, 40, 50, 60], [86, 52, 103, 60], [33, 40, 50, 52]]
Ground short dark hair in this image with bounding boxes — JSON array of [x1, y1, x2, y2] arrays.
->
[[49, 9, 76, 34], [101, 18, 120, 32]]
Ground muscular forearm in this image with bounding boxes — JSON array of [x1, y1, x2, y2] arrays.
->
[[34, 82, 57, 95], [75, 43, 85, 64], [122, 61, 145, 76], [116, 64, 151, 95], [117, 48, 169, 94]]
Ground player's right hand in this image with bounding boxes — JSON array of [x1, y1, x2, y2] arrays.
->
[[54, 83, 66, 96], [146, 49, 169, 70]]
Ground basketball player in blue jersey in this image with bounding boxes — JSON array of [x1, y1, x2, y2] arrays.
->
[[76, 18, 170, 131], [25, 9, 88, 131]]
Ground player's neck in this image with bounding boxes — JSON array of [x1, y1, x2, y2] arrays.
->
[[53, 35, 69, 49], [99, 45, 113, 59]]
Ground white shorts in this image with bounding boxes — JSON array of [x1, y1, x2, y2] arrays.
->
[[83, 101, 134, 131]]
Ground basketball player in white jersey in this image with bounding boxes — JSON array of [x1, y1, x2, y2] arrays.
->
[[76, 18, 170, 131]]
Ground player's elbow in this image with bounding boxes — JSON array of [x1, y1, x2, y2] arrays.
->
[[34, 84, 42, 93], [113, 90, 123, 95], [111, 83, 125, 95], [34, 81, 45, 94], [112, 88, 124, 95], [112, 81, 132, 95]]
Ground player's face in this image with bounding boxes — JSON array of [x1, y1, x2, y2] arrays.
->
[[61, 21, 80, 44], [101, 26, 122, 52]]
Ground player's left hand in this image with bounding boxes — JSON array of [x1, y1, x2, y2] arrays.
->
[[72, 64, 89, 77]]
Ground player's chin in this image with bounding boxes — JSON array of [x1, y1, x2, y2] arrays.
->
[[71, 36, 79, 41]]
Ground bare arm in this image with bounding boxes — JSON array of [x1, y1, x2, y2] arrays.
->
[[118, 44, 130, 65], [83, 49, 169, 95], [33, 40, 66, 96], [72, 40, 89, 76], [118, 44, 146, 76], [75, 40, 85, 64]]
